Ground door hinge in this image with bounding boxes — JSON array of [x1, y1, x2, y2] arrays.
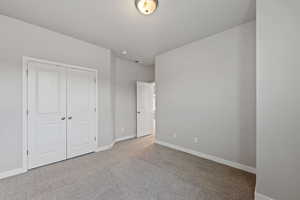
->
[[26, 109, 29, 115], [94, 78, 97, 83], [94, 137, 96, 141], [94, 108, 96, 112], [26, 150, 29, 156], [26, 69, 28, 76]]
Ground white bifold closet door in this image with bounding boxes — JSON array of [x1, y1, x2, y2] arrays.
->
[[28, 62, 67, 169], [27, 62, 96, 169], [67, 69, 96, 159]]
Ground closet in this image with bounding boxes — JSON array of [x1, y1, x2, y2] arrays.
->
[[26, 61, 97, 169]]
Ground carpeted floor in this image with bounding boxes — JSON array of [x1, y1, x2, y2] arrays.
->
[[0, 136, 256, 200]]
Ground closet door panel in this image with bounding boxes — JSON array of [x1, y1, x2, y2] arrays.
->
[[67, 69, 96, 158], [28, 62, 67, 169]]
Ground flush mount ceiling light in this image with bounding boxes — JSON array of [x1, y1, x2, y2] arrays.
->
[[135, 0, 158, 15]]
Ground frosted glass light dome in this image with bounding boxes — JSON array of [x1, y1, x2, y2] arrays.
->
[[135, 0, 158, 15]]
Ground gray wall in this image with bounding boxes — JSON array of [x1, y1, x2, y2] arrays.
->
[[155, 21, 256, 168], [256, 1, 300, 200], [0, 15, 114, 174], [114, 58, 154, 139]]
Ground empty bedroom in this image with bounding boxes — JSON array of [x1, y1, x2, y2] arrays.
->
[[0, 0, 299, 200]]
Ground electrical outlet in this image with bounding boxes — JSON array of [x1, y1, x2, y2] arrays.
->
[[194, 137, 199, 143]]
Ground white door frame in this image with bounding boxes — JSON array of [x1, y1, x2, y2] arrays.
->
[[22, 56, 98, 172]]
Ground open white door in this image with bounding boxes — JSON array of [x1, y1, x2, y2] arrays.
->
[[137, 81, 155, 137], [67, 69, 97, 158], [28, 62, 67, 169]]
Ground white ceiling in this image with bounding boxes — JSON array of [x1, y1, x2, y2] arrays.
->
[[0, 0, 255, 65]]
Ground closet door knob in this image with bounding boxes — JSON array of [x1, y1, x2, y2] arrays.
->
[[61, 117, 66, 120], [68, 116, 73, 120]]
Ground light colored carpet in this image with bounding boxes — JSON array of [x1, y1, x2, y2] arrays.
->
[[0, 136, 255, 200]]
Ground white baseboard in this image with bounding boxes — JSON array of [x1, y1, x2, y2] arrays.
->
[[95, 135, 136, 152], [155, 140, 256, 174], [95, 143, 114, 152], [115, 135, 136, 143], [0, 168, 26, 180], [255, 192, 275, 200]]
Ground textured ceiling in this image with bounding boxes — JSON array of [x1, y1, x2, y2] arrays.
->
[[0, 0, 255, 65]]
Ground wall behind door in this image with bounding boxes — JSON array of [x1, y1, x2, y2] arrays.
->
[[0, 14, 114, 174], [114, 58, 154, 139]]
